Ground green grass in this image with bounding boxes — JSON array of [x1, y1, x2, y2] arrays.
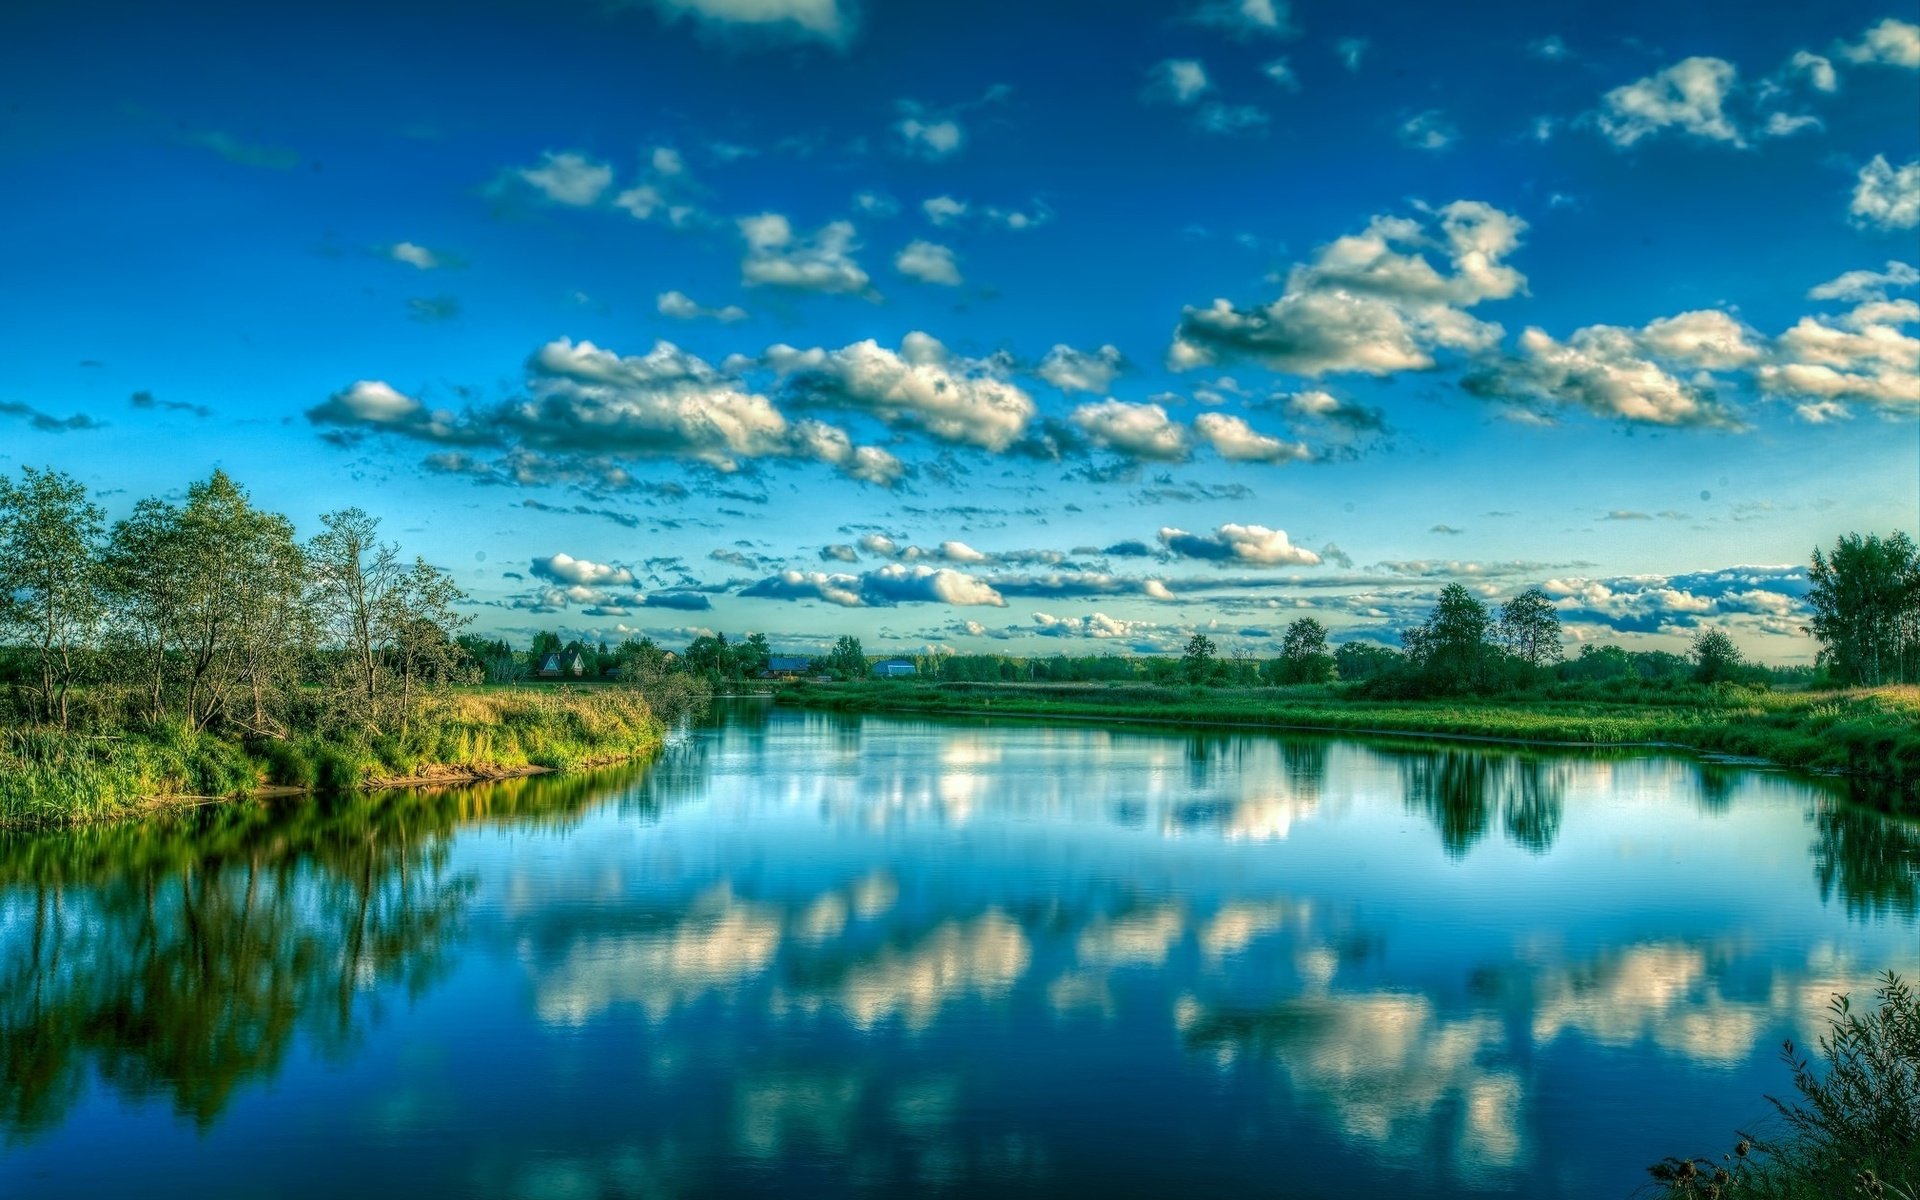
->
[[774, 680, 1920, 792], [0, 687, 668, 829]]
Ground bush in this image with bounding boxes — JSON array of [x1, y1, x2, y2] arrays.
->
[[1651, 972, 1919, 1199]]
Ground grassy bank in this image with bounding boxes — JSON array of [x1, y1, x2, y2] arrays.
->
[[0, 687, 667, 828], [774, 680, 1920, 792]]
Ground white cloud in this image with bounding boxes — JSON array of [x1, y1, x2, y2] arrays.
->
[[767, 332, 1036, 450], [1036, 344, 1124, 393], [1262, 58, 1300, 90], [657, 290, 749, 322], [532, 553, 634, 587], [388, 241, 448, 269], [640, 0, 853, 44], [1070, 399, 1191, 461], [894, 112, 964, 159], [738, 214, 872, 294], [1398, 110, 1458, 151], [1159, 523, 1321, 566], [1335, 37, 1367, 70], [1637, 309, 1765, 369], [1597, 57, 1743, 148], [1758, 298, 1920, 419], [1190, 0, 1296, 39], [894, 239, 963, 286], [1839, 17, 1920, 67], [1851, 156, 1920, 230], [1193, 412, 1311, 462], [1468, 322, 1747, 428], [1171, 200, 1526, 376], [307, 380, 475, 442], [742, 564, 1006, 607], [516, 150, 614, 205], [1761, 112, 1822, 138], [1807, 261, 1920, 302], [1788, 50, 1838, 91], [1529, 35, 1569, 61], [852, 190, 899, 216], [922, 195, 968, 225], [1146, 59, 1212, 106], [1031, 611, 1149, 639], [498, 338, 896, 482]]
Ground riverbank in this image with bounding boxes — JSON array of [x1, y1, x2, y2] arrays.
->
[[0, 688, 668, 828], [774, 680, 1920, 794]]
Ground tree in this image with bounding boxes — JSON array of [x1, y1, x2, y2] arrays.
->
[[100, 495, 190, 723], [383, 558, 470, 728], [1807, 531, 1920, 686], [0, 468, 104, 727], [1690, 627, 1744, 684], [1403, 583, 1494, 691], [1276, 617, 1335, 684], [737, 632, 772, 679], [1181, 632, 1218, 684], [1497, 587, 1563, 668], [824, 634, 866, 679], [306, 508, 401, 724], [1333, 640, 1401, 683]]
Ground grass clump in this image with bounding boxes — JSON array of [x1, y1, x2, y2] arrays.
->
[[1650, 972, 1919, 1199]]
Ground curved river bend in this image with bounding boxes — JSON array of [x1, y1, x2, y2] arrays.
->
[[3, 704, 1915, 1198]]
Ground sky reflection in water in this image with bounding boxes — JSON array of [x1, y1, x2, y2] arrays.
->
[[1, 705, 1915, 1199]]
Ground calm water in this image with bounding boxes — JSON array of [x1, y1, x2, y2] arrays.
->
[[2, 705, 1916, 1199]]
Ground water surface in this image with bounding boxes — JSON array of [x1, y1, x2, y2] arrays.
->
[[3, 704, 1915, 1198]]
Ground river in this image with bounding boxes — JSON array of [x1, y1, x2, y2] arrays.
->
[[2, 702, 1915, 1197]]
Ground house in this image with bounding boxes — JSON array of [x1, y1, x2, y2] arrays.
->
[[761, 656, 812, 680], [871, 658, 917, 678], [535, 650, 587, 679]]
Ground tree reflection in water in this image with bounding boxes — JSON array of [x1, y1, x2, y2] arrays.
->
[[1813, 801, 1920, 920], [1397, 748, 1568, 858], [0, 769, 620, 1142]]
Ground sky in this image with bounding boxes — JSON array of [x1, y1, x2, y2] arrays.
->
[[2, 0, 1917, 662]]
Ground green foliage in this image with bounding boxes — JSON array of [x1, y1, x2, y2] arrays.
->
[[1651, 972, 1918, 1199], [1497, 587, 1564, 667], [1274, 618, 1336, 684], [1181, 632, 1218, 684], [1808, 531, 1920, 686], [1692, 628, 1746, 684], [822, 634, 868, 680]]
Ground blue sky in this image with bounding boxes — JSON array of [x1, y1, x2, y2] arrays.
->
[[2, 0, 1916, 661]]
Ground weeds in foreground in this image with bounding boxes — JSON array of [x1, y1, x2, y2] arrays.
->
[[1650, 972, 1920, 1199]]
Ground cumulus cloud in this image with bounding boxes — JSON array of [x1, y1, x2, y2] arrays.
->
[[1463, 318, 1750, 429], [1070, 399, 1191, 461], [1757, 298, 1920, 420], [739, 214, 872, 294], [639, 0, 853, 45], [532, 553, 634, 587], [1262, 58, 1300, 90], [306, 380, 481, 443], [1596, 57, 1743, 148], [1839, 17, 1920, 67], [894, 239, 963, 285], [657, 290, 749, 322], [1159, 523, 1321, 566], [767, 331, 1035, 450], [1398, 110, 1458, 151], [1335, 37, 1367, 70], [1851, 156, 1920, 230], [514, 150, 615, 205], [1189, 0, 1296, 39], [1786, 50, 1838, 91], [1192, 412, 1311, 462], [1037, 344, 1125, 393], [1171, 200, 1526, 376], [1807, 261, 1919, 302], [741, 564, 1006, 607], [1284, 389, 1388, 433], [388, 241, 453, 269], [1031, 611, 1152, 640], [1145, 59, 1213, 106], [1545, 566, 1809, 634]]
